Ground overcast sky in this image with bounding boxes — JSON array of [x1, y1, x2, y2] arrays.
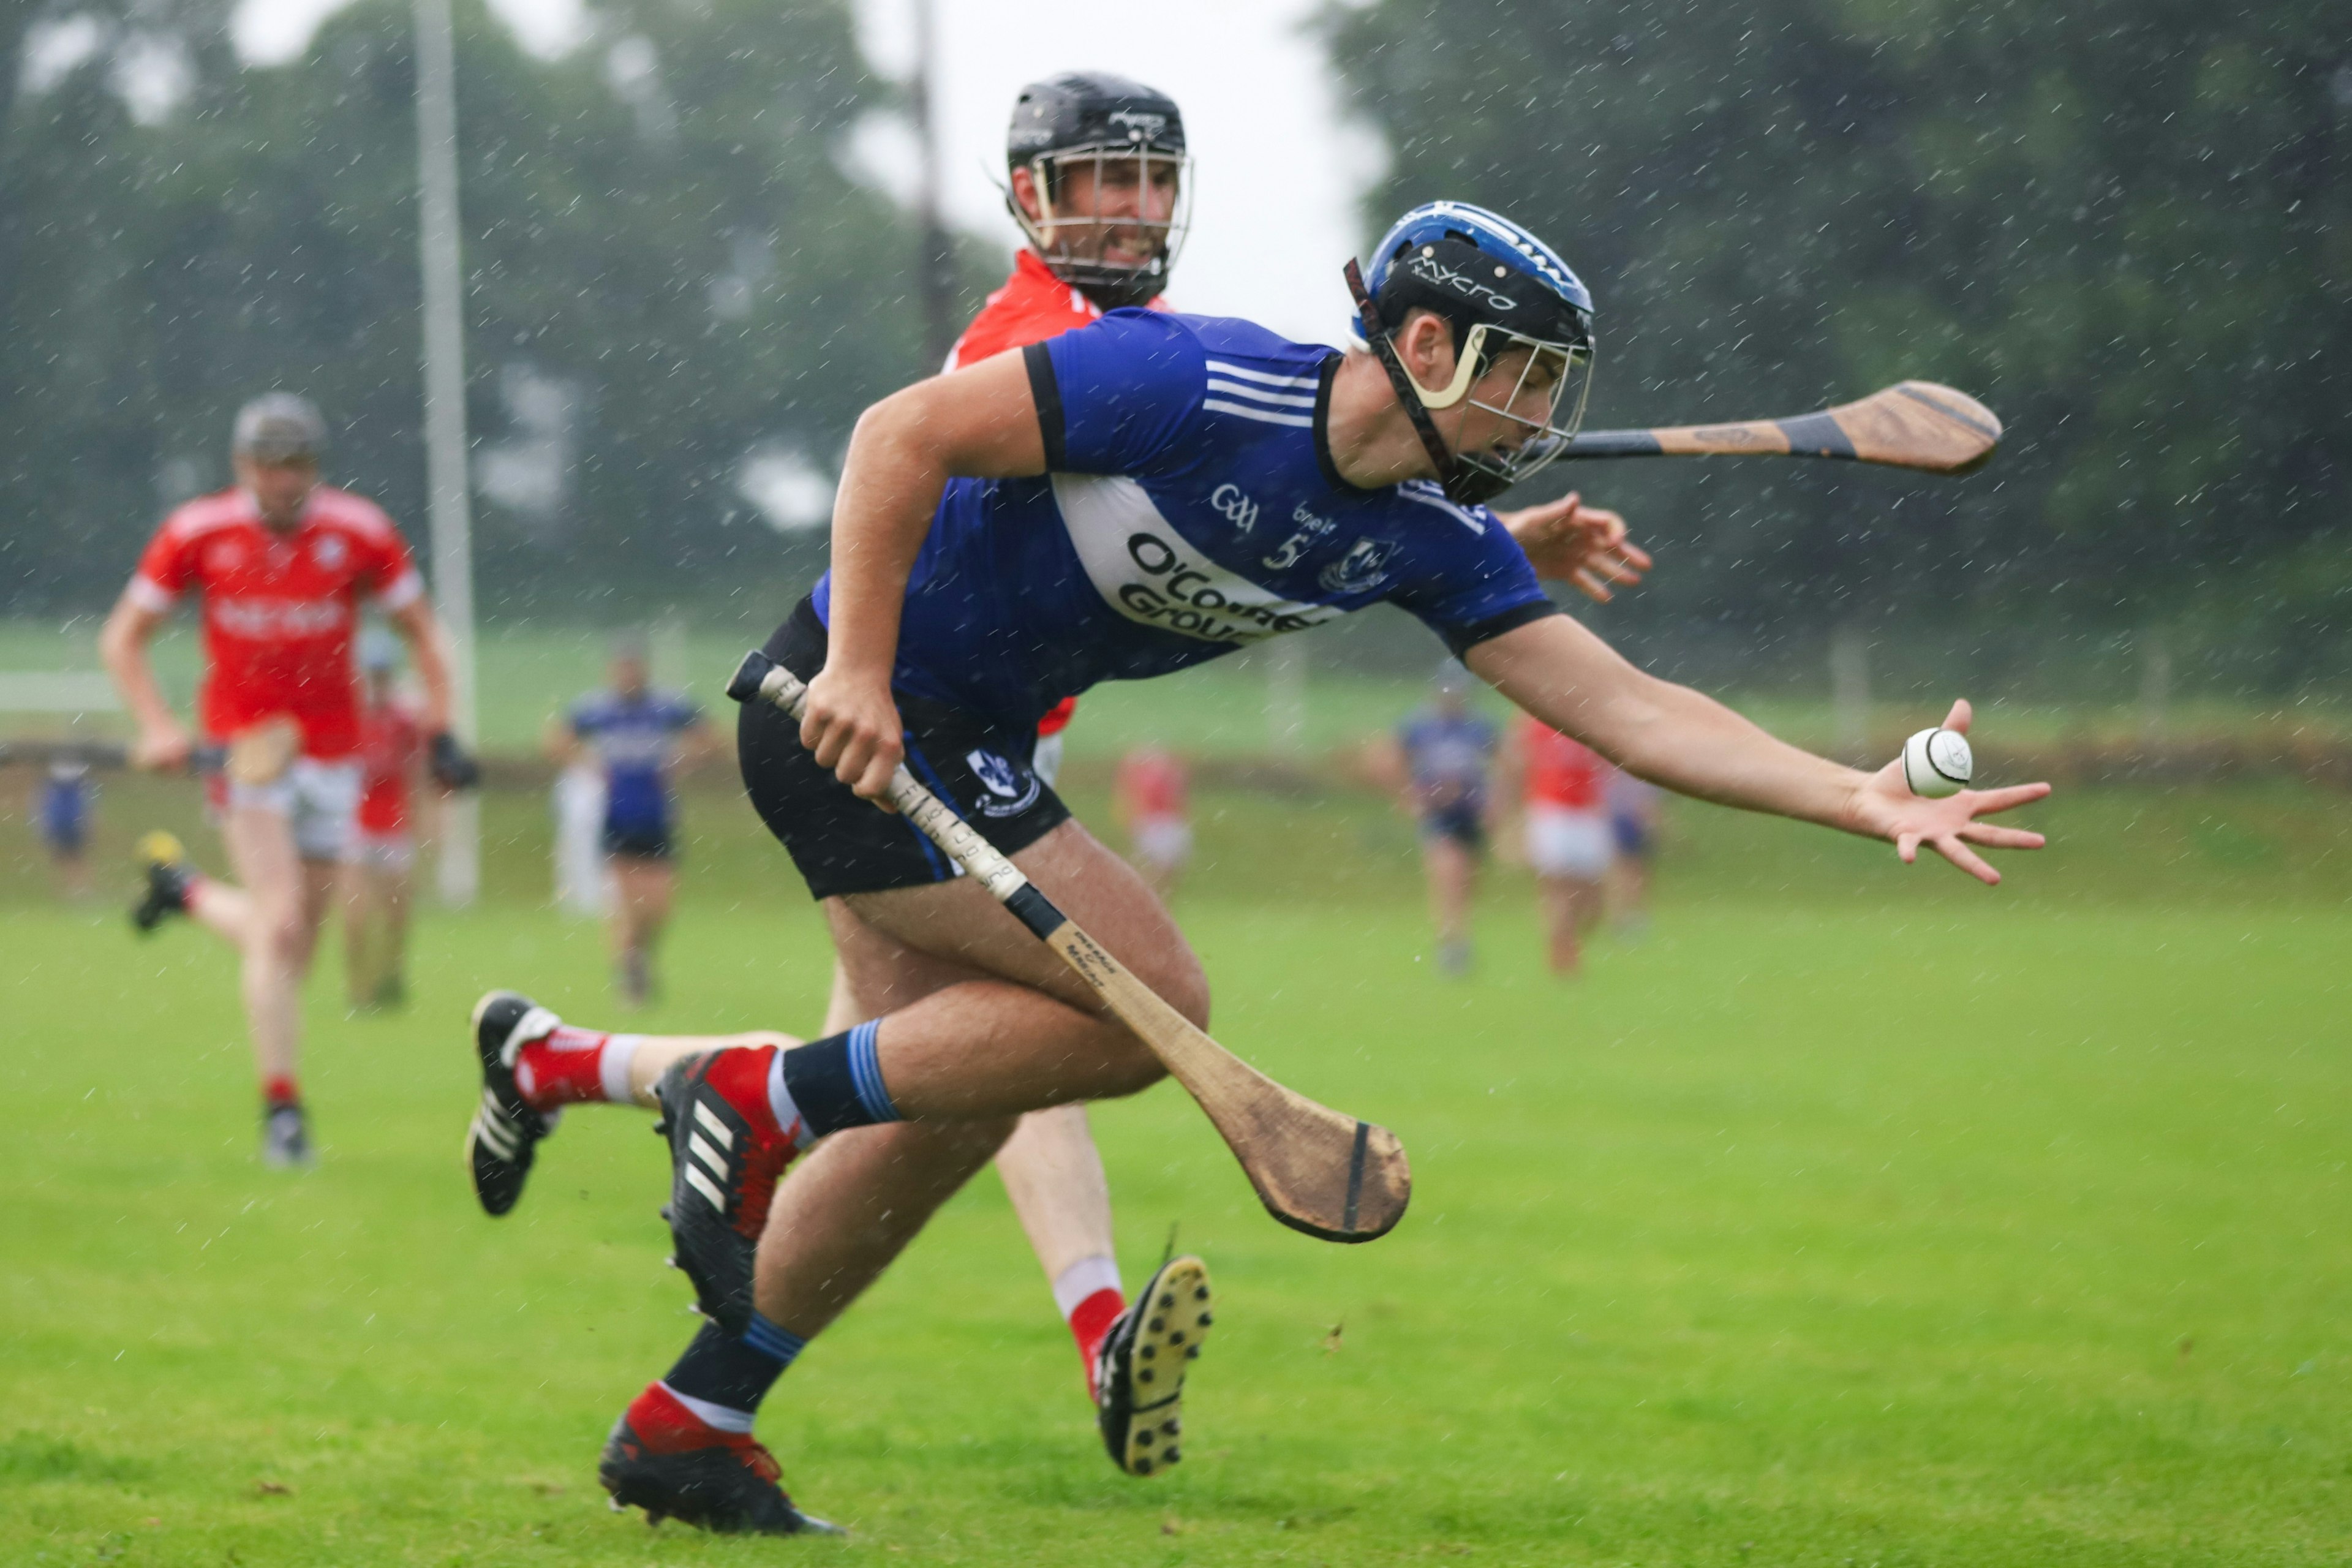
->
[[233, 0, 1387, 345]]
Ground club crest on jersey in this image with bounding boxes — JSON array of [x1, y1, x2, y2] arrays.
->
[[1319, 537, 1395, 595], [965, 748, 1041, 817], [312, 533, 348, 570]]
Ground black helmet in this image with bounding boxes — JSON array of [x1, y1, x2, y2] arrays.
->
[[1005, 72, 1191, 310]]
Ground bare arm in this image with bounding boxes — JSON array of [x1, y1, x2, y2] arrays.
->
[[805, 349, 1048, 801], [1465, 614, 2050, 884], [97, 593, 189, 769], [386, 598, 454, 734]]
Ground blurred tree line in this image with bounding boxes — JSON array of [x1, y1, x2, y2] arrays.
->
[[0, 0, 978, 619], [1323, 0, 2350, 690]]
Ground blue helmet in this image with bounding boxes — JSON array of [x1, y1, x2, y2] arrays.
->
[[1363, 200, 1594, 346], [1349, 201, 1597, 501]]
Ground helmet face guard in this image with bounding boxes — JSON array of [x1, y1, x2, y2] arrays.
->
[[1011, 141, 1192, 310], [1345, 260, 1596, 505], [1409, 320, 1595, 495]]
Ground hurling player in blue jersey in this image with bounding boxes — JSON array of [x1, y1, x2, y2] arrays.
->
[[464, 201, 2050, 1533], [549, 639, 720, 1006]]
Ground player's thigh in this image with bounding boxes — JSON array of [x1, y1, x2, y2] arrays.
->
[[221, 805, 304, 913], [840, 817, 1208, 1028]]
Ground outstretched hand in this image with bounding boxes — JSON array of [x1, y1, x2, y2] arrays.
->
[[1844, 699, 2051, 884], [1494, 491, 1653, 603]]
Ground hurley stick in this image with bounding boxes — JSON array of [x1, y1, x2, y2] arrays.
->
[[1559, 381, 2001, 474], [727, 649, 1410, 1244]]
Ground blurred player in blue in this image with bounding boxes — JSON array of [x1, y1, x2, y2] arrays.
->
[[461, 200, 2048, 1534], [1392, 665, 1499, 974], [36, 753, 97, 900], [547, 638, 719, 1006]]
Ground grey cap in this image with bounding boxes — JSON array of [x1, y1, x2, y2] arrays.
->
[[232, 393, 327, 463]]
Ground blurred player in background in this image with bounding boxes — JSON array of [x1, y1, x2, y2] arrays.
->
[[36, 753, 97, 900], [1392, 666, 1498, 975], [1114, 744, 1191, 899], [1606, 764, 1662, 935], [1507, 713, 1612, 975], [551, 638, 718, 1007], [99, 393, 475, 1167], [346, 628, 426, 1009]]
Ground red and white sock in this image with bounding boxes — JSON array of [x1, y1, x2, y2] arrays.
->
[[622, 1381, 759, 1450], [514, 1027, 643, 1110], [1054, 1256, 1126, 1398], [262, 1074, 300, 1108]]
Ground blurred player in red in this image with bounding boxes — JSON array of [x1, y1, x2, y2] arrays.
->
[[347, 628, 426, 1010], [1114, 744, 1192, 899], [99, 394, 475, 1166], [1508, 713, 1613, 974]]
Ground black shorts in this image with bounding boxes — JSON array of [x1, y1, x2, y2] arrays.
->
[[603, 823, 674, 861], [1419, 802, 1485, 853], [737, 598, 1072, 902]]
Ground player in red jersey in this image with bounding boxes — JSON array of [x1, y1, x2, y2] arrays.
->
[[100, 394, 473, 1167], [1506, 712, 1614, 974], [347, 629, 428, 1010], [1114, 745, 1192, 899]]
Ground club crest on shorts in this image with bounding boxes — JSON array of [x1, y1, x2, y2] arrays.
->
[[965, 748, 1042, 817]]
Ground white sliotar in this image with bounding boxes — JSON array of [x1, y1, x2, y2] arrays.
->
[[1900, 727, 1973, 799]]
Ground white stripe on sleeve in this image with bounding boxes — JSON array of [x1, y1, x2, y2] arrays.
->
[[126, 575, 176, 612], [1201, 399, 1316, 428], [374, 568, 424, 611], [1205, 378, 1317, 409], [1204, 360, 1321, 390]]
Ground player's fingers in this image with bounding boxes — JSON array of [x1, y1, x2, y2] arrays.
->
[[1970, 781, 2052, 813], [1569, 568, 1613, 603], [1956, 822, 2045, 850], [1931, 834, 2002, 885], [1942, 696, 1973, 733], [1894, 831, 1920, 864], [1616, 540, 1655, 571], [853, 741, 903, 807]]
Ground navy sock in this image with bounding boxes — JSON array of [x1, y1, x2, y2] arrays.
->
[[778, 1020, 901, 1137], [662, 1313, 805, 1426]]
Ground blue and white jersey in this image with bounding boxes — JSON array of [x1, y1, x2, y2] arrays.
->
[[568, 688, 701, 834], [1398, 708, 1497, 814], [810, 309, 1558, 729]]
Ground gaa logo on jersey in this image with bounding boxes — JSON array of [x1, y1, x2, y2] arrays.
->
[[965, 748, 1041, 817], [1318, 537, 1395, 595], [311, 533, 348, 570]]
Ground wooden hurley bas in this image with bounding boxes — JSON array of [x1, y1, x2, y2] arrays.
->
[[726, 649, 1411, 1245], [1558, 381, 2002, 475]]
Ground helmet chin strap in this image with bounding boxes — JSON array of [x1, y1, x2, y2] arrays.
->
[[1346, 260, 1486, 505]]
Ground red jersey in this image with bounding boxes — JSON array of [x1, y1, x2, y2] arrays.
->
[[356, 699, 425, 834], [952, 251, 1167, 737], [948, 248, 1168, 370], [129, 486, 423, 761], [1117, 748, 1188, 821], [1520, 715, 1607, 810]]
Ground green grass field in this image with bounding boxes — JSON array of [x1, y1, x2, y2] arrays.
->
[[3, 769, 2348, 1565]]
